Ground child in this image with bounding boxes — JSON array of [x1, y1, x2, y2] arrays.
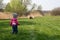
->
[[10, 13, 19, 34]]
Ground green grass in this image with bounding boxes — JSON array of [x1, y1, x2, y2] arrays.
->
[[0, 16, 60, 40]]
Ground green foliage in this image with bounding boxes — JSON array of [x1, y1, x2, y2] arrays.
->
[[5, 0, 27, 16], [0, 16, 60, 40]]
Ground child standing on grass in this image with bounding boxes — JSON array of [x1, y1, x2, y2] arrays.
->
[[10, 13, 19, 34]]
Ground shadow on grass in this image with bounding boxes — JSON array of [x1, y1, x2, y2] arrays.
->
[[18, 30, 60, 40], [0, 21, 10, 29], [0, 29, 60, 40], [19, 21, 36, 25], [0, 20, 60, 40], [0, 20, 36, 26]]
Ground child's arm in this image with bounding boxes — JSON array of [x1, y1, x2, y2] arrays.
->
[[10, 19, 12, 26], [16, 20, 20, 25], [17, 21, 20, 25]]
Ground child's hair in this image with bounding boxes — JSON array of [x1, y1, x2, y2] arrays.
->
[[13, 13, 18, 18]]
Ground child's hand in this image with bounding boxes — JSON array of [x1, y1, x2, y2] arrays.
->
[[18, 24, 20, 25]]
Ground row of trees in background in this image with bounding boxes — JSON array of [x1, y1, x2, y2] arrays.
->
[[0, 0, 42, 16], [4, 0, 42, 16], [51, 7, 60, 16], [1, 0, 60, 16], [0, 0, 60, 16]]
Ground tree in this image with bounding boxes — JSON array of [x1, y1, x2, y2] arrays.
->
[[5, 0, 27, 16], [31, 3, 36, 11], [37, 5, 44, 16], [21, 0, 31, 5], [37, 5, 42, 11], [51, 7, 60, 16], [0, 0, 4, 11], [20, 0, 32, 16], [0, 0, 3, 4]]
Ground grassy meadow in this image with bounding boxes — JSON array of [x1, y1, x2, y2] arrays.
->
[[0, 16, 60, 40]]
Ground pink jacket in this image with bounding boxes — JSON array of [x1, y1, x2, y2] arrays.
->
[[10, 18, 19, 26]]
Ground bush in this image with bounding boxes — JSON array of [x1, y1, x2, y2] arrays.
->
[[51, 7, 60, 16]]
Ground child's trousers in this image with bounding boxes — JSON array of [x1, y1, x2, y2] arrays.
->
[[12, 25, 18, 34]]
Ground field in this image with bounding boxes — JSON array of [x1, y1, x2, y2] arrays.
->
[[0, 16, 60, 40]]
